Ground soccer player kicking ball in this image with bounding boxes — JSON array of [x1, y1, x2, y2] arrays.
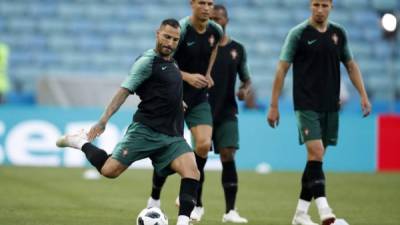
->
[[209, 4, 251, 223], [147, 0, 223, 222], [56, 19, 200, 225], [267, 1, 371, 225]]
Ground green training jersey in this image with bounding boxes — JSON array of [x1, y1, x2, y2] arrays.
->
[[121, 49, 184, 136], [174, 16, 223, 109], [280, 20, 353, 112], [209, 39, 250, 123]]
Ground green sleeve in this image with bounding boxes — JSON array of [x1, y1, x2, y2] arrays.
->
[[238, 44, 251, 82], [209, 20, 224, 43], [178, 17, 190, 43], [174, 17, 190, 56], [279, 27, 302, 63], [121, 53, 154, 93], [339, 26, 353, 63]]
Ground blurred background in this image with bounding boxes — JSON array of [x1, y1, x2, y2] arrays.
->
[[0, 0, 399, 172]]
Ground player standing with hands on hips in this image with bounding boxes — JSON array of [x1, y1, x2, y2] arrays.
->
[[267, 0, 371, 225]]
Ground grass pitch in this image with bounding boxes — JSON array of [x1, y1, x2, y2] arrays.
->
[[1, 166, 399, 225]]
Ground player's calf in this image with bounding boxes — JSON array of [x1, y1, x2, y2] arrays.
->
[[177, 178, 199, 224]]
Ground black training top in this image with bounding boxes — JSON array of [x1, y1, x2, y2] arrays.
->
[[174, 16, 223, 109], [121, 49, 184, 136], [280, 20, 353, 112], [209, 39, 250, 123]]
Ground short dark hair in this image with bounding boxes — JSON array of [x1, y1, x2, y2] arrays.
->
[[214, 4, 228, 18], [160, 18, 180, 29]]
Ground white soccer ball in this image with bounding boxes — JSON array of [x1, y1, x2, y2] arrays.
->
[[136, 207, 168, 225]]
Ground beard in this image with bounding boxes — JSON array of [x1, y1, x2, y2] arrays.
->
[[314, 15, 326, 24], [157, 43, 173, 57]]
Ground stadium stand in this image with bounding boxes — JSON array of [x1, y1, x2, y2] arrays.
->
[[0, 0, 399, 106]]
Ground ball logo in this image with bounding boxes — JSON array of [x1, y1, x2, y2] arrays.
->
[[231, 49, 238, 60], [332, 33, 338, 45], [209, 35, 215, 47]]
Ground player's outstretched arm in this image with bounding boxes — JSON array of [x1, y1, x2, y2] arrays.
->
[[344, 60, 371, 117], [87, 88, 130, 141], [181, 71, 209, 89], [267, 61, 290, 128]]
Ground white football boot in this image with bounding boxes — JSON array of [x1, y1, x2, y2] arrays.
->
[[146, 197, 161, 208], [292, 211, 318, 225], [56, 129, 88, 149], [176, 215, 191, 225], [176, 196, 204, 222], [222, 209, 248, 223], [190, 206, 204, 222], [319, 208, 336, 225]]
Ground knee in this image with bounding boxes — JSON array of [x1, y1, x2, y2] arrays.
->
[[220, 149, 235, 162], [195, 138, 211, 154], [193, 168, 200, 180], [307, 146, 324, 161], [184, 164, 200, 181], [100, 167, 120, 179]]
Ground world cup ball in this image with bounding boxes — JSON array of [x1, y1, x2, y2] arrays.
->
[[136, 207, 168, 225]]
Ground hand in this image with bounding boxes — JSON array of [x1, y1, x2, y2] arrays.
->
[[205, 74, 214, 88], [267, 106, 280, 128], [361, 96, 371, 117], [186, 73, 209, 89], [87, 121, 106, 141], [237, 87, 249, 101]]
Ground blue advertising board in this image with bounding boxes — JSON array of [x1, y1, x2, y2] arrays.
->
[[0, 106, 376, 172]]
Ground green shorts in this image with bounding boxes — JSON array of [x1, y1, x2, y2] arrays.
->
[[112, 122, 192, 176], [295, 110, 339, 146], [212, 118, 239, 153], [185, 101, 213, 129]]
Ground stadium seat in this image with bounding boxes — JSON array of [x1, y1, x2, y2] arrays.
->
[[341, 0, 369, 9], [372, 42, 392, 59], [371, 0, 399, 10], [0, 0, 394, 102], [351, 11, 379, 33], [363, 25, 383, 42], [282, 0, 308, 8], [292, 9, 310, 23], [330, 10, 352, 25]]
